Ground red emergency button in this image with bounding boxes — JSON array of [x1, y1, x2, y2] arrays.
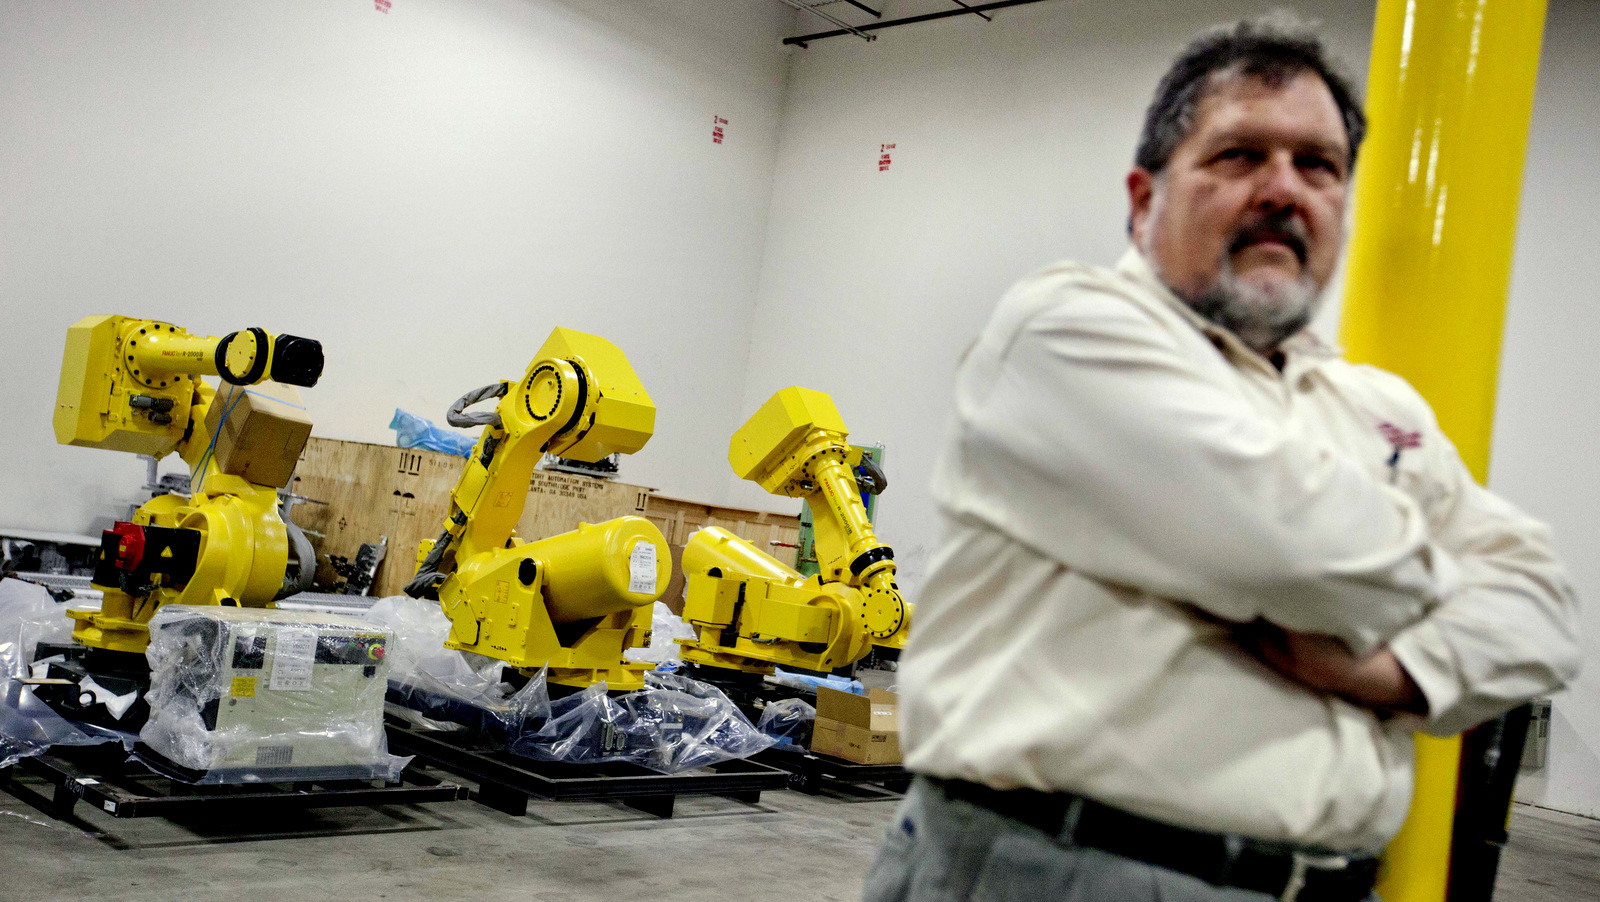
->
[[108, 522, 146, 570], [368, 644, 385, 661]]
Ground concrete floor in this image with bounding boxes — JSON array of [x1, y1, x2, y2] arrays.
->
[[0, 776, 1594, 902], [1495, 804, 1600, 902], [0, 773, 897, 902]]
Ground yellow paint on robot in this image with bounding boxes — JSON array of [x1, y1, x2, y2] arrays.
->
[[52, 315, 323, 654], [406, 327, 668, 693], [677, 387, 911, 678]]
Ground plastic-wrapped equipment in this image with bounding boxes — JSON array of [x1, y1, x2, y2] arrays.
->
[[365, 594, 550, 739], [0, 578, 76, 679], [0, 578, 111, 767], [139, 605, 409, 783], [367, 595, 771, 773], [389, 408, 476, 458], [512, 671, 773, 773], [756, 697, 816, 750], [627, 602, 696, 665]]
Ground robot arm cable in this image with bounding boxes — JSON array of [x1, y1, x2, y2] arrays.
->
[[191, 383, 246, 495], [402, 380, 510, 600], [446, 382, 509, 428], [856, 454, 888, 495], [277, 514, 317, 599]]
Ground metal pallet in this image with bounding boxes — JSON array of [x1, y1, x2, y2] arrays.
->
[[754, 746, 910, 799], [385, 721, 789, 818], [0, 743, 470, 819]]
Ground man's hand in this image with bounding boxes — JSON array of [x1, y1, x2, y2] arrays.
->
[[1240, 622, 1427, 714]]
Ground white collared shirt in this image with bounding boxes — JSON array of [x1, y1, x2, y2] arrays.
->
[[899, 248, 1580, 851]]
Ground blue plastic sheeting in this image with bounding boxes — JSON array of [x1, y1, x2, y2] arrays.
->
[[771, 667, 864, 696], [389, 408, 476, 458]]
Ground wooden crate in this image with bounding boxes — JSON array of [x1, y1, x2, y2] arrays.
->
[[521, 470, 655, 542], [643, 495, 801, 570], [290, 438, 653, 598]]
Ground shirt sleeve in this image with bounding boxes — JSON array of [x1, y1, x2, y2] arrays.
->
[[1381, 403, 1580, 737], [936, 279, 1457, 655]]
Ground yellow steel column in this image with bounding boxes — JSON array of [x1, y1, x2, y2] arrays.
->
[[1339, 1, 1546, 901]]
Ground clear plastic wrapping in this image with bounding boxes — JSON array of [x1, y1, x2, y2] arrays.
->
[[365, 595, 550, 739], [512, 671, 773, 772], [0, 578, 112, 767], [0, 578, 76, 676], [626, 602, 696, 665], [139, 605, 410, 784], [756, 697, 816, 750], [368, 595, 772, 772]]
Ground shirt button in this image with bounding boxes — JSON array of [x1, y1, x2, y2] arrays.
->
[[1297, 375, 1315, 392]]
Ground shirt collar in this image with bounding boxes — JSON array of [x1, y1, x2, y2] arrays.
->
[[1114, 247, 1341, 377]]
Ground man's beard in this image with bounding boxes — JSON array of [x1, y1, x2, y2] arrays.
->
[[1182, 214, 1325, 354], [1186, 259, 1321, 354]]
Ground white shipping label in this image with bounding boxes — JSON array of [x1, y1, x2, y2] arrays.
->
[[628, 541, 657, 594], [269, 629, 317, 691]]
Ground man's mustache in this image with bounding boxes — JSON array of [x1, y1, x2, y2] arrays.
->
[[1228, 216, 1309, 265]]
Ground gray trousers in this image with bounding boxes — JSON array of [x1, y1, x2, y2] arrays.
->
[[862, 778, 1376, 902]]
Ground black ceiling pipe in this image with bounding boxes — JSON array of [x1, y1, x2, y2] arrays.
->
[[950, 1, 993, 22], [784, 0, 1054, 46]]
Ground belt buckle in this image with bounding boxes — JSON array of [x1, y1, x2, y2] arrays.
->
[[1280, 850, 1350, 902]]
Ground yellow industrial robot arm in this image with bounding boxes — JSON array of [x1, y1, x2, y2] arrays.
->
[[676, 387, 908, 683], [729, 387, 909, 644], [53, 315, 324, 653], [678, 526, 875, 675], [55, 315, 322, 457], [405, 328, 670, 693]]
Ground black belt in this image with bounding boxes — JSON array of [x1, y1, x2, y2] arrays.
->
[[932, 778, 1379, 902]]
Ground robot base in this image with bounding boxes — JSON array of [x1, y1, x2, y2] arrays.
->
[[31, 642, 152, 733]]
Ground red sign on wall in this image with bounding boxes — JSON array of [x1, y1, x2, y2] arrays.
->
[[879, 143, 895, 172], [375, 0, 391, 12], [713, 115, 728, 145]]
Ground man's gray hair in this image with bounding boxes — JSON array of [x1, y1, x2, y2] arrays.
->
[[1135, 13, 1367, 174]]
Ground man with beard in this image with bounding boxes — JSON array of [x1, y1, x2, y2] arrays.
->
[[865, 16, 1580, 902]]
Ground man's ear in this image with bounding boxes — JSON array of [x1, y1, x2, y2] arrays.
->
[[1127, 167, 1156, 244]]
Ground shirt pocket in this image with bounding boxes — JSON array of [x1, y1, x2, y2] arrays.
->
[[1387, 446, 1454, 527]]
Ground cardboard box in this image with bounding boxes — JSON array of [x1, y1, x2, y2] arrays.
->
[[205, 381, 313, 489], [809, 686, 900, 765]]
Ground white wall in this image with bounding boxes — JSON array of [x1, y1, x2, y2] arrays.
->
[[743, 0, 1600, 818], [0, 0, 793, 529]]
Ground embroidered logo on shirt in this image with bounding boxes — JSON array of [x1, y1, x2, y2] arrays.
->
[[1378, 421, 1422, 481]]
